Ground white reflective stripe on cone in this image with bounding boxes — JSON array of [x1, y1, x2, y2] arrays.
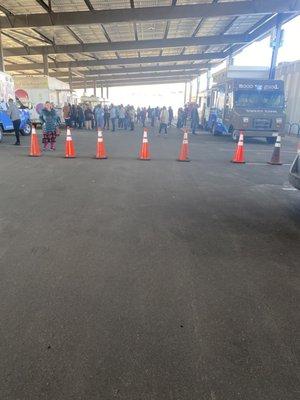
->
[[142, 139, 148, 143], [66, 136, 72, 141], [183, 139, 188, 144]]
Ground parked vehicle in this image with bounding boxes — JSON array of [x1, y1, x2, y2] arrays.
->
[[14, 75, 75, 126], [0, 71, 31, 143], [289, 153, 300, 190], [204, 66, 286, 143]]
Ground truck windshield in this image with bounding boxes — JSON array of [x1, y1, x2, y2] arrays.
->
[[234, 91, 284, 108]]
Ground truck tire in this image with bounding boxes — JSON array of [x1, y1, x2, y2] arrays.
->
[[20, 122, 32, 136], [0, 126, 3, 143], [266, 137, 277, 145]]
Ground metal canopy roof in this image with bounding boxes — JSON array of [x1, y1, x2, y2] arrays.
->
[[0, 0, 299, 89]]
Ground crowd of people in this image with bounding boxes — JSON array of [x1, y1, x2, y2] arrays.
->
[[7, 98, 201, 149], [61, 103, 176, 133]]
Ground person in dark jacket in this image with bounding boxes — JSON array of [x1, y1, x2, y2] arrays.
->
[[70, 104, 77, 128], [76, 105, 84, 129], [84, 105, 93, 130], [39, 101, 59, 150]]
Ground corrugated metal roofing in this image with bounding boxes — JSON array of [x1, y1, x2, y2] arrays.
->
[[0, 0, 298, 86]]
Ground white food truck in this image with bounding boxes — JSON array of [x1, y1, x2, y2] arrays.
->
[[14, 75, 76, 125]]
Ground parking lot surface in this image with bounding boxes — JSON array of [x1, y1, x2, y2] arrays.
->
[[0, 127, 299, 400]]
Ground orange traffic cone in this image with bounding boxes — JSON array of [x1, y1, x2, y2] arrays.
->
[[178, 129, 190, 162], [65, 127, 76, 158], [29, 125, 41, 157], [95, 129, 107, 159], [231, 132, 245, 163], [268, 135, 282, 165], [139, 129, 150, 160]]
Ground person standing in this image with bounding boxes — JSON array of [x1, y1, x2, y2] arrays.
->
[[70, 104, 77, 128], [177, 107, 183, 129], [110, 104, 117, 132], [39, 101, 59, 151], [168, 106, 174, 126], [84, 105, 93, 130], [191, 104, 200, 135], [150, 108, 155, 127], [159, 106, 169, 135], [141, 107, 147, 127], [63, 102, 71, 127], [129, 106, 135, 131], [95, 103, 105, 129], [76, 105, 84, 129], [119, 104, 125, 129], [104, 106, 110, 130], [7, 98, 21, 145]]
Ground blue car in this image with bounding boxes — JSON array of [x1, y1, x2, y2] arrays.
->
[[0, 107, 32, 142]]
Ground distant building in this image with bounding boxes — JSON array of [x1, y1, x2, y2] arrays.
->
[[276, 60, 300, 125]]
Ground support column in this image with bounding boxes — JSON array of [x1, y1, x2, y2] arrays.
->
[[184, 82, 187, 105], [83, 77, 87, 95], [106, 86, 109, 99], [101, 84, 104, 99], [189, 81, 192, 103], [69, 67, 73, 92], [207, 67, 211, 91], [0, 32, 5, 72], [269, 14, 283, 79], [43, 53, 49, 76], [227, 52, 234, 67], [196, 75, 200, 104], [93, 79, 97, 96]]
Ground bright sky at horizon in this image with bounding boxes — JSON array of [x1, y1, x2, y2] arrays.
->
[[77, 15, 300, 111]]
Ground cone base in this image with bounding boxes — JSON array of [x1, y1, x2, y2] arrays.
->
[[267, 161, 282, 165], [65, 155, 76, 158], [177, 158, 190, 162], [231, 160, 245, 164], [29, 154, 41, 157], [95, 156, 108, 159], [139, 157, 151, 161]]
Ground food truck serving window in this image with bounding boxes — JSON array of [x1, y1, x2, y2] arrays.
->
[[234, 91, 284, 108]]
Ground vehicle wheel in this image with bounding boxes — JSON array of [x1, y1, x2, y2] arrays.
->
[[0, 126, 3, 143], [212, 123, 218, 136], [266, 137, 276, 144], [20, 122, 32, 136], [232, 130, 240, 142]]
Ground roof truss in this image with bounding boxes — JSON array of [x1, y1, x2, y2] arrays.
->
[[0, 1, 298, 29]]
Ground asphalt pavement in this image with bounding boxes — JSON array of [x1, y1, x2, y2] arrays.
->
[[0, 126, 299, 400]]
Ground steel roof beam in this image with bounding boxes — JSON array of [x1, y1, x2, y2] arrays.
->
[[2, 34, 248, 57], [0, 1, 298, 29], [35, 0, 52, 13], [72, 76, 192, 85], [59, 71, 199, 82], [50, 63, 207, 78], [71, 78, 192, 89], [224, 13, 296, 58], [5, 52, 222, 72]]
